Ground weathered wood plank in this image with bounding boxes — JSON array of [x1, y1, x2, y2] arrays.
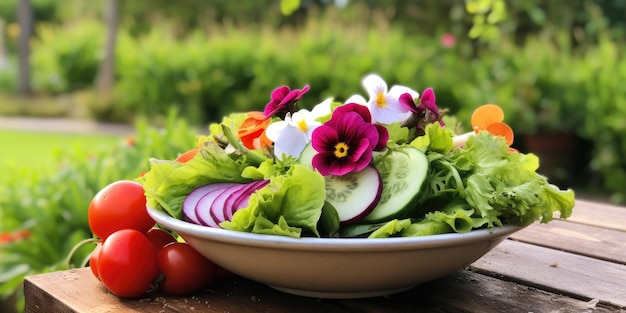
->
[[23, 268, 348, 313], [327, 270, 623, 313], [471, 240, 626, 309], [511, 219, 626, 264], [24, 266, 626, 313], [568, 199, 626, 231]]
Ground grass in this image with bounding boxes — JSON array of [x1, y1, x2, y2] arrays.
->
[[0, 130, 124, 184]]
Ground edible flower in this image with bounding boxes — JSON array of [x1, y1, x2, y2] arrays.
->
[[470, 104, 514, 146], [353, 74, 418, 124], [399, 88, 445, 132], [263, 85, 310, 119], [311, 103, 388, 176], [452, 104, 515, 148], [238, 111, 273, 150], [265, 109, 322, 160], [345, 74, 419, 124]]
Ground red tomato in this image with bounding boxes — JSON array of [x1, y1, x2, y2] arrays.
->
[[145, 228, 177, 252], [97, 229, 159, 298], [215, 266, 235, 280], [156, 242, 218, 295], [88, 180, 155, 239], [89, 243, 102, 280]]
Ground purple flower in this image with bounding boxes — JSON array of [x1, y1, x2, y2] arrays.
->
[[399, 88, 445, 130], [263, 85, 310, 119], [311, 104, 388, 176], [333, 103, 389, 150]]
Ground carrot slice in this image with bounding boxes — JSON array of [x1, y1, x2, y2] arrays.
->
[[471, 104, 504, 131], [175, 148, 199, 163], [486, 122, 514, 146]]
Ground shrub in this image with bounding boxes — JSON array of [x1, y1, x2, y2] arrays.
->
[[30, 20, 103, 94]]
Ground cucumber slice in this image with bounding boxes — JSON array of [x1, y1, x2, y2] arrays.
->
[[324, 164, 382, 223], [298, 143, 316, 168], [361, 146, 428, 223]]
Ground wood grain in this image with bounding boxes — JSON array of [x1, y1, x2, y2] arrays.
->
[[24, 266, 626, 313], [327, 270, 623, 313], [567, 199, 626, 231], [511, 219, 626, 264], [23, 268, 346, 313], [471, 240, 626, 308]]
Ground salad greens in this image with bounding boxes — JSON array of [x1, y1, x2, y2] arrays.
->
[[221, 164, 326, 237], [141, 120, 575, 239], [141, 142, 253, 219], [140, 75, 575, 239]]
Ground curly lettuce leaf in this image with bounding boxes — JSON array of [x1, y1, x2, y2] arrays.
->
[[368, 219, 412, 238], [423, 201, 475, 233], [410, 122, 454, 154], [401, 220, 452, 236], [430, 131, 575, 228], [221, 164, 326, 237], [140, 142, 251, 219]]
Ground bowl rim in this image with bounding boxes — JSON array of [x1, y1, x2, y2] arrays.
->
[[147, 206, 523, 252]]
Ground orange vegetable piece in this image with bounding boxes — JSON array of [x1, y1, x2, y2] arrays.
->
[[486, 122, 514, 146], [175, 148, 199, 163], [471, 104, 504, 132], [238, 111, 272, 150]]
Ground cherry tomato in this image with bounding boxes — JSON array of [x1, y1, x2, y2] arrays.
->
[[88, 180, 155, 239], [145, 228, 177, 252], [156, 242, 218, 295], [89, 243, 102, 280], [97, 229, 159, 298], [215, 266, 235, 280]]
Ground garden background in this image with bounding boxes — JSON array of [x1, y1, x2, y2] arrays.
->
[[1, 0, 625, 312]]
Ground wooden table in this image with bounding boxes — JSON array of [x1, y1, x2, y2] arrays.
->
[[23, 199, 626, 312]]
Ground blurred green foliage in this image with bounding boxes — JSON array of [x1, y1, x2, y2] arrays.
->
[[0, 110, 199, 311], [0, 0, 625, 199]]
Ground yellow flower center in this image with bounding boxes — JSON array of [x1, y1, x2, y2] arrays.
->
[[297, 119, 308, 132], [334, 142, 349, 158], [376, 91, 387, 108]]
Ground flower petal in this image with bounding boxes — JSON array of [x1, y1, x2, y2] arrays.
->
[[311, 125, 338, 153], [373, 124, 389, 151], [334, 112, 377, 148], [399, 92, 418, 113], [386, 85, 418, 113], [369, 104, 411, 124], [264, 120, 288, 142], [271, 86, 290, 101], [418, 88, 438, 114], [362, 74, 388, 100], [348, 138, 373, 169], [332, 103, 372, 124], [344, 94, 367, 106], [274, 130, 307, 159], [311, 97, 333, 119]]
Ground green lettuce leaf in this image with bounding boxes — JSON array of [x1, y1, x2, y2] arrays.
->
[[368, 219, 412, 238], [427, 131, 576, 229], [410, 122, 453, 153], [422, 201, 475, 233], [401, 220, 452, 236], [140, 142, 251, 219], [221, 164, 326, 237]]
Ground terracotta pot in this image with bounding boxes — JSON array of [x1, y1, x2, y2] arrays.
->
[[523, 132, 581, 184]]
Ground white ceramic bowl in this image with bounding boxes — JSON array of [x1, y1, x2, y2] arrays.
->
[[147, 207, 522, 299]]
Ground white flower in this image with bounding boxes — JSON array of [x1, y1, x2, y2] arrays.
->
[[361, 74, 418, 124], [311, 97, 333, 120], [265, 109, 322, 159]]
